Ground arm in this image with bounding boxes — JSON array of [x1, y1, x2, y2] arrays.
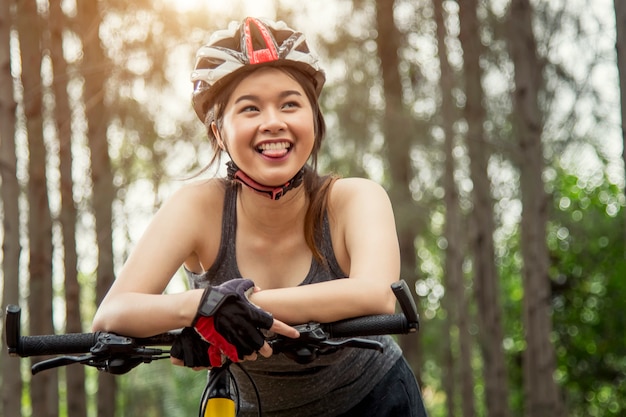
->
[[92, 184, 211, 337], [251, 178, 401, 324], [92, 181, 300, 343]]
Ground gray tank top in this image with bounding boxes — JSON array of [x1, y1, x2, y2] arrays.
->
[[186, 182, 402, 416]]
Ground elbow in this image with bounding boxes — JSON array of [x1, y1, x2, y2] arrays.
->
[[381, 293, 397, 315], [366, 282, 397, 315], [91, 302, 119, 333], [352, 280, 397, 316], [363, 294, 395, 316], [91, 309, 110, 332]]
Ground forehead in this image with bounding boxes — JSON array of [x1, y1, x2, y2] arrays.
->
[[230, 67, 306, 97]]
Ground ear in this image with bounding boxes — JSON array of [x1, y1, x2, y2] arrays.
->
[[211, 122, 226, 151]]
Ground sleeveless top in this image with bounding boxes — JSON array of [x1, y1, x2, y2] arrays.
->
[[186, 182, 402, 416]]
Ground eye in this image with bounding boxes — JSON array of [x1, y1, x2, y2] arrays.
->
[[282, 101, 300, 110], [240, 104, 259, 113]]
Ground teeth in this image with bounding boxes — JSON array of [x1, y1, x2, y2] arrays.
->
[[257, 142, 291, 151]]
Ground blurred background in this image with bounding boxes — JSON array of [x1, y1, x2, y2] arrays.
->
[[1, 0, 624, 416]]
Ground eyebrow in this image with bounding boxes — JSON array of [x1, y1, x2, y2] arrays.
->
[[234, 90, 303, 104]]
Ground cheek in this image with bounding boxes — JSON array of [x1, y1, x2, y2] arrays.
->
[[301, 118, 317, 147], [219, 117, 243, 148], [294, 109, 316, 139]]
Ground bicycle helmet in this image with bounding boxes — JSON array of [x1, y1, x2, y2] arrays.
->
[[191, 17, 326, 123]]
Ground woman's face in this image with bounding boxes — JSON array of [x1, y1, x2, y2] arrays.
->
[[215, 67, 316, 187]]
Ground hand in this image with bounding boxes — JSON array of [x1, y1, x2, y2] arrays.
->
[[193, 279, 281, 366], [170, 327, 211, 369], [170, 319, 299, 368]]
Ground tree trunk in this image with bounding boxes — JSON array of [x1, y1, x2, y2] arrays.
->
[[433, 1, 477, 416], [75, 1, 117, 415], [48, 2, 87, 416], [374, 0, 424, 386], [17, 1, 58, 416], [435, 1, 459, 415], [458, 0, 510, 416], [615, 0, 626, 250], [506, 1, 565, 416], [0, 1, 23, 416]]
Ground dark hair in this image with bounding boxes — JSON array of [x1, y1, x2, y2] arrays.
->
[[199, 65, 338, 265]]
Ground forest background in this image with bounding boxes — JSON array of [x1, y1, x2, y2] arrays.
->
[[1, 0, 625, 416]]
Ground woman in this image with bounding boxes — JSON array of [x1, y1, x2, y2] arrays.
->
[[92, 17, 427, 416]]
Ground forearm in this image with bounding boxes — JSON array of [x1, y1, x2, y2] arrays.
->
[[251, 279, 396, 325], [92, 290, 204, 337]]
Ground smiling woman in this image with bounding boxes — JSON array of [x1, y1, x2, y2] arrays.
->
[[90, 14, 427, 417]]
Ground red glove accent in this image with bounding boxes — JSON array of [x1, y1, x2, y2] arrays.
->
[[193, 279, 273, 361], [195, 316, 239, 367]]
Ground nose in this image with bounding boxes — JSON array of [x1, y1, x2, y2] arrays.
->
[[259, 109, 287, 134]]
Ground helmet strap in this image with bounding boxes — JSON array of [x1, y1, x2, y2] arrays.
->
[[226, 160, 304, 201]]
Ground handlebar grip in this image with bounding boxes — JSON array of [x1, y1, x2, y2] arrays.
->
[[5, 305, 21, 355], [17, 333, 99, 357], [5, 305, 97, 357], [391, 280, 419, 324], [323, 314, 410, 338]]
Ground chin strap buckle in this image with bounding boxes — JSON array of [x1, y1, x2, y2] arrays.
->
[[226, 161, 304, 201]]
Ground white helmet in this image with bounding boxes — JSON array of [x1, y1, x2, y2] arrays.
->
[[191, 17, 326, 122]]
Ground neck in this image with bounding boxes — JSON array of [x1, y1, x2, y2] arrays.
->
[[237, 183, 308, 234], [226, 160, 305, 201]]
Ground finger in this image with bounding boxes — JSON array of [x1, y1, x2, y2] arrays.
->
[[171, 356, 209, 370], [243, 352, 258, 361], [259, 341, 273, 358], [170, 357, 184, 367], [270, 318, 300, 338]]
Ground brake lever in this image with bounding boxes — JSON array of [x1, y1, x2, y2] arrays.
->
[[269, 321, 386, 364], [317, 338, 384, 353], [30, 343, 170, 375], [32, 355, 98, 375]]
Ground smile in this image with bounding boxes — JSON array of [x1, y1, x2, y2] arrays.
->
[[257, 141, 292, 158]]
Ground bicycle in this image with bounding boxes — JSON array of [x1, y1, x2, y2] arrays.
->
[[5, 280, 420, 416]]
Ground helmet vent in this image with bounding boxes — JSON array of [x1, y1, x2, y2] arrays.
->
[[249, 24, 266, 51], [195, 57, 226, 70], [244, 17, 279, 64], [295, 39, 310, 54]]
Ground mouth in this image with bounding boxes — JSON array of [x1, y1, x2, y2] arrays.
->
[[256, 141, 292, 158]]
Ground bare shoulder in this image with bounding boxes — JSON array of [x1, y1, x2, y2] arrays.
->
[[165, 178, 225, 209], [329, 177, 392, 208], [152, 179, 226, 232], [326, 177, 400, 287], [327, 177, 396, 238], [150, 178, 226, 271]]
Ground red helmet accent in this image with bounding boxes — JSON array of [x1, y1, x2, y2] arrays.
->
[[244, 17, 280, 64]]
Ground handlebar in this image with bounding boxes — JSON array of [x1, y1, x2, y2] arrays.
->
[[4, 280, 419, 374]]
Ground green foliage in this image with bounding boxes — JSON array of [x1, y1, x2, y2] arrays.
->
[[497, 233, 525, 417], [116, 360, 207, 417], [548, 168, 626, 417]]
